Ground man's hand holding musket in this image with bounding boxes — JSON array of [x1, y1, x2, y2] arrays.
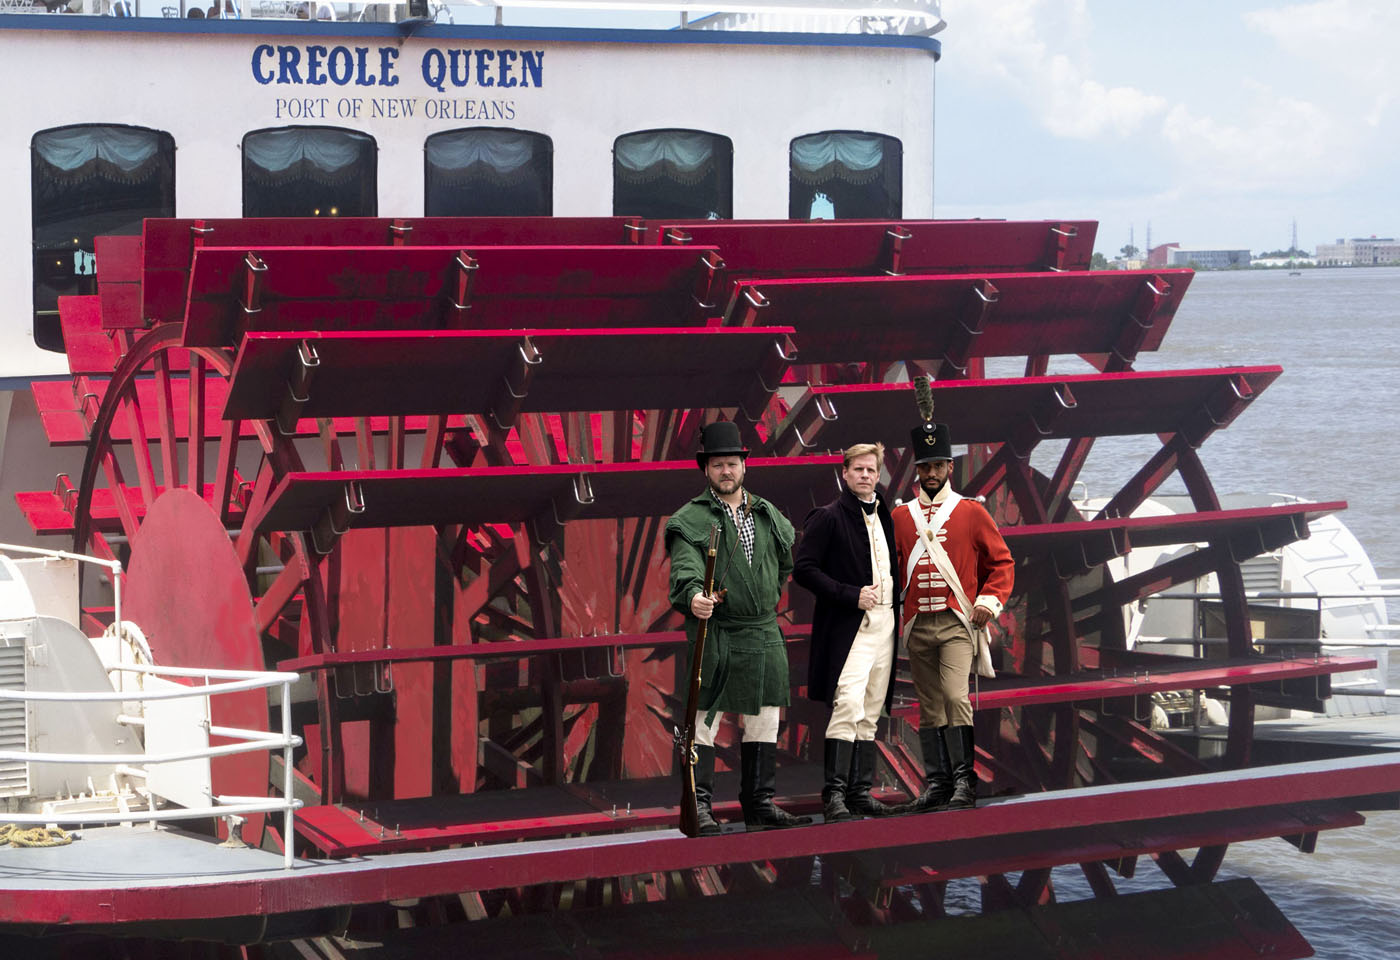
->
[[677, 523, 721, 838]]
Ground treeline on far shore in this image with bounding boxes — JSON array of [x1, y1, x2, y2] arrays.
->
[[1093, 258, 1400, 271]]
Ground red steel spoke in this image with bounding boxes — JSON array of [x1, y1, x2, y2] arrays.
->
[[187, 354, 207, 494], [213, 418, 242, 525], [152, 350, 180, 490], [253, 556, 309, 636]]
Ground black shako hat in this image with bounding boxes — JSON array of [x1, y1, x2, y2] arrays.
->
[[910, 421, 954, 464], [696, 420, 749, 468]]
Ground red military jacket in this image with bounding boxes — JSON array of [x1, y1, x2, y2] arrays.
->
[[892, 490, 1014, 637]]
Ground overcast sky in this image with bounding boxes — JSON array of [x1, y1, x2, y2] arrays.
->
[[933, 0, 1397, 255]]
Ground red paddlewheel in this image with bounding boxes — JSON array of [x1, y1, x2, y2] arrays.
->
[[16, 217, 1352, 921]]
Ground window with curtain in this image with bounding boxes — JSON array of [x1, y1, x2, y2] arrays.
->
[[30, 124, 175, 352], [242, 126, 377, 218], [425, 129, 553, 216], [789, 131, 902, 220], [613, 129, 732, 220]]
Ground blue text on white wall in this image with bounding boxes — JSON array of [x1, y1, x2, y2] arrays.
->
[[251, 45, 545, 91]]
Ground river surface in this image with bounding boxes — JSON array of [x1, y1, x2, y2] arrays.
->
[[931, 809, 1400, 959], [1033, 266, 1400, 589], [1009, 266, 1400, 959]]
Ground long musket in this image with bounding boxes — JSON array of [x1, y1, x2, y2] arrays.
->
[[677, 522, 722, 838]]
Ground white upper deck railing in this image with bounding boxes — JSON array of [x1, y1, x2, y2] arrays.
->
[[0, 543, 303, 868], [1, 0, 944, 34]]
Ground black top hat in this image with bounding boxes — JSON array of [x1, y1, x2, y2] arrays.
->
[[697, 420, 749, 467], [910, 422, 953, 464]]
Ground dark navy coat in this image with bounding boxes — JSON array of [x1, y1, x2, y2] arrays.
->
[[792, 487, 898, 711]]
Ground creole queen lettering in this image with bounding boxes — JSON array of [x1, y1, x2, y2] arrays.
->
[[251, 44, 544, 91]]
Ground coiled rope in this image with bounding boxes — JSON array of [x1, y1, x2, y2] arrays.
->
[[0, 823, 75, 847]]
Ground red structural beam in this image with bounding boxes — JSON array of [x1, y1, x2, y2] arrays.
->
[[254, 457, 843, 537], [222, 327, 795, 421], [2, 753, 1395, 926], [15, 484, 188, 536], [651, 219, 1098, 275], [140, 217, 1095, 322], [890, 654, 1374, 718], [29, 376, 451, 447], [771, 367, 1278, 454], [276, 626, 810, 672], [1004, 501, 1345, 557], [726, 269, 1192, 362], [142, 216, 645, 322], [180, 245, 719, 347]]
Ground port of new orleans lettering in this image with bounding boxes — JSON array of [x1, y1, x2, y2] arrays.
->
[[251, 44, 545, 91]]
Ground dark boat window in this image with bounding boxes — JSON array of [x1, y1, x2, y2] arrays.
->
[[425, 129, 553, 216], [613, 129, 732, 220], [30, 124, 175, 353], [789, 131, 902, 220], [242, 126, 377, 218]]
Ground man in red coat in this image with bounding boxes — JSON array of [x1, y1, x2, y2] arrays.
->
[[892, 419, 1014, 811]]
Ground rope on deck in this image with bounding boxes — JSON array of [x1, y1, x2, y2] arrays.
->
[[0, 823, 75, 847]]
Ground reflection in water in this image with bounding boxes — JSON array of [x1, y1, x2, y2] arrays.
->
[[929, 811, 1400, 958]]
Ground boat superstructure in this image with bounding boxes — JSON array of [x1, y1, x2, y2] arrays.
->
[[2, 6, 1399, 960]]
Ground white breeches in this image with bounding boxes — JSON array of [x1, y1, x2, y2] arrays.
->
[[693, 704, 781, 746]]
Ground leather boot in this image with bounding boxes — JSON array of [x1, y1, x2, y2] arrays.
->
[[944, 725, 977, 809], [899, 726, 953, 813], [693, 744, 722, 836], [846, 740, 896, 817], [739, 741, 814, 831], [821, 739, 854, 823]]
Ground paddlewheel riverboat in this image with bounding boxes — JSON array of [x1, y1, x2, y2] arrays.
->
[[2, 2, 1398, 958]]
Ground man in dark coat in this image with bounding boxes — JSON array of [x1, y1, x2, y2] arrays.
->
[[793, 442, 899, 822], [666, 420, 812, 834]]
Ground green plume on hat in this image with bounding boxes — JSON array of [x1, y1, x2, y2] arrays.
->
[[914, 374, 935, 424]]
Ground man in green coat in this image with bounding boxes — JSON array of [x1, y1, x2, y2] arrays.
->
[[667, 420, 812, 834]]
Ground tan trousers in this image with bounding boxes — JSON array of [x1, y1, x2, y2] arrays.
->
[[906, 609, 973, 728], [693, 704, 780, 746]]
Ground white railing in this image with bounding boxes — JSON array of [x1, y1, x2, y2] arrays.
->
[[0, 544, 302, 868], [1146, 587, 1400, 639], [4, 0, 944, 30], [0, 541, 129, 647], [0, 664, 304, 868]]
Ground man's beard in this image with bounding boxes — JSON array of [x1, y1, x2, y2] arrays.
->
[[710, 475, 743, 496], [920, 474, 948, 498]]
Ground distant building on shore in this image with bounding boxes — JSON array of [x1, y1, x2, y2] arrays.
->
[[1147, 243, 1179, 268], [1315, 237, 1400, 266], [1166, 248, 1250, 269]]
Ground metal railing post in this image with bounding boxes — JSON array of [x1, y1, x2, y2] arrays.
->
[[282, 677, 294, 869]]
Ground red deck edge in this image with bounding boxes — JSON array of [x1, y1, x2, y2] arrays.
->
[[892, 654, 1376, 716], [2, 753, 1395, 926]]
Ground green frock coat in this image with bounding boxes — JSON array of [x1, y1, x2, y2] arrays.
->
[[666, 490, 795, 718]]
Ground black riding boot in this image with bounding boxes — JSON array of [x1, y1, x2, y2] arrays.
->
[[899, 725, 953, 813], [846, 740, 896, 817], [740, 741, 814, 831], [693, 744, 722, 836], [821, 739, 854, 823], [944, 725, 977, 809]]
